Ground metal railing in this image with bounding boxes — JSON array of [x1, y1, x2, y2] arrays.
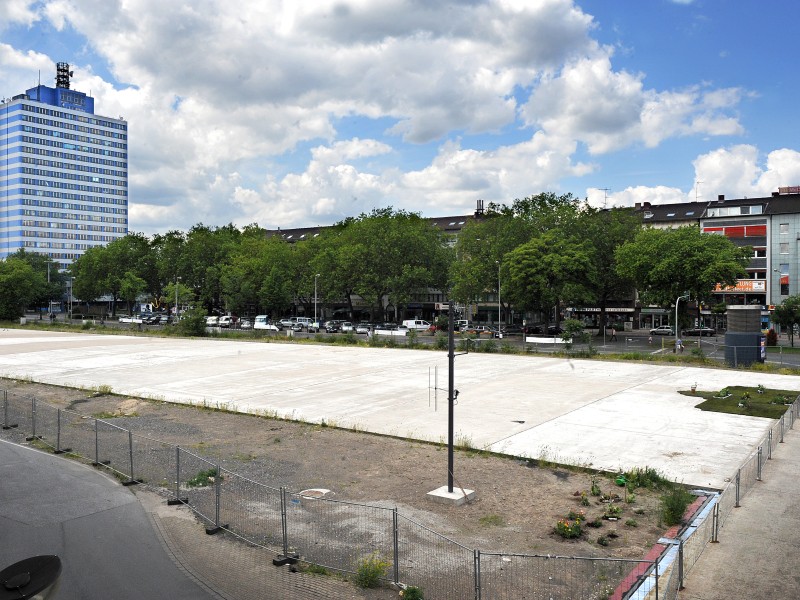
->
[[2, 388, 797, 599]]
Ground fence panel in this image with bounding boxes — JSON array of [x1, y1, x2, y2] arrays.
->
[[396, 514, 475, 600], [286, 494, 394, 578], [217, 470, 283, 549], [178, 448, 221, 527], [5, 390, 34, 435], [58, 408, 97, 459], [96, 419, 134, 478], [130, 432, 176, 490], [680, 507, 714, 576], [737, 450, 759, 499], [32, 401, 59, 449], [479, 553, 653, 600]]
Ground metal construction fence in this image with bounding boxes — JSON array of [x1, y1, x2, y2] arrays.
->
[[1, 388, 797, 600]]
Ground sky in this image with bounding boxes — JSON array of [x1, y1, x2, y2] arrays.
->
[[2, 0, 800, 236]]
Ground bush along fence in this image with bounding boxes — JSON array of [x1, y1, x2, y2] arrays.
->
[[1, 389, 797, 600]]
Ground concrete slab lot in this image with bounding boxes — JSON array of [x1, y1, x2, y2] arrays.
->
[[1, 329, 796, 489]]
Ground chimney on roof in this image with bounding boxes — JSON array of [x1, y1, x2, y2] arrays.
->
[[634, 202, 641, 209], [718, 194, 725, 201], [475, 199, 485, 217]]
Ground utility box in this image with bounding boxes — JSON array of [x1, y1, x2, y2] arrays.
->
[[724, 306, 765, 367]]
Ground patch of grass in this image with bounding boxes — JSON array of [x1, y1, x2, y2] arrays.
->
[[624, 466, 669, 490], [186, 467, 222, 488], [303, 563, 330, 576], [688, 385, 796, 418], [92, 384, 114, 397], [479, 514, 505, 527]]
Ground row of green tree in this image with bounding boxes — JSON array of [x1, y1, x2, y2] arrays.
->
[[0, 193, 753, 325]]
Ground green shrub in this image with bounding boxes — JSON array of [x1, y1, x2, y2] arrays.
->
[[186, 467, 221, 488], [354, 553, 390, 588], [480, 340, 497, 353], [177, 306, 208, 336], [661, 485, 694, 526], [434, 334, 449, 350], [402, 586, 424, 599]]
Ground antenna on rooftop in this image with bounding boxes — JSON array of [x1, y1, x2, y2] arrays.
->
[[695, 181, 703, 201], [56, 62, 73, 89], [600, 188, 610, 209]]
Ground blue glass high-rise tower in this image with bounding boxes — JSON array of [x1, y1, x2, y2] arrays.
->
[[0, 63, 128, 270]]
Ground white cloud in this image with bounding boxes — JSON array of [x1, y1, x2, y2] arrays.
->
[[0, 0, 40, 29], [0, 0, 769, 233]]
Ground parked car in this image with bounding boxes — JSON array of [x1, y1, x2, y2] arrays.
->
[[291, 322, 304, 332], [158, 314, 171, 325], [205, 316, 219, 326], [501, 325, 523, 335], [684, 326, 716, 337], [325, 320, 343, 333], [307, 321, 320, 333], [650, 325, 674, 336], [547, 325, 564, 335], [523, 325, 544, 335], [218, 316, 234, 328], [279, 317, 295, 328], [143, 314, 160, 325], [355, 323, 371, 334], [239, 319, 252, 329], [466, 325, 499, 337], [253, 315, 279, 331], [340, 321, 355, 333]]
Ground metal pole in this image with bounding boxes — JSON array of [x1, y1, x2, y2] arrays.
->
[[678, 539, 685, 590], [281, 487, 289, 558], [93, 418, 99, 465], [474, 549, 481, 600], [448, 301, 455, 493], [26, 397, 38, 441], [314, 273, 320, 327], [2, 389, 17, 429], [711, 502, 720, 542], [128, 430, 135, 482], [735, 469, 741, 507], [496, 261, 501, 332], [392, 508, 399, 585], [757, 446, 763, 481], [767, 430, 772, 459], [780, 415, 785, 443], [56, 409, 62, 452]]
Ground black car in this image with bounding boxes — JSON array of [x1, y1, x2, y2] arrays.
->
[[684, 326, 716, 337], [547, 325, 564, 335], [523, 325, 544, 335], [325, 320, 342, 333]]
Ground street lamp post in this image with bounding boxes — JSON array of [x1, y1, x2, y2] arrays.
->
[[676, 293, 689, 351], [496, 260, 501, 334], [174, 276, 181, 320], [314, 273, 320, 326]]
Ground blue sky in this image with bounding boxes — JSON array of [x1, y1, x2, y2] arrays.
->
[[2, 0, 799, 235]]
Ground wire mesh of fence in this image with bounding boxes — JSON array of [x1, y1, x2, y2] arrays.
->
[[478, 553, 654, 600], [396, 513, 475, 600], [215, 469, 283, 549], [285, 492, 395, 579], [2, 387, 799, 600]]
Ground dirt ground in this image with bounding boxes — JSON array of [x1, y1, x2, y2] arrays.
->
[[1, 378, 670, 561]]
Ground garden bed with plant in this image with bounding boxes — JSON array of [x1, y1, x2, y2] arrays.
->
[[684, 385, 797, 419]]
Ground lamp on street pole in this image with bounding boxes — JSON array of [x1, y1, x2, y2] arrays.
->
[[314, 273, 320, 326]]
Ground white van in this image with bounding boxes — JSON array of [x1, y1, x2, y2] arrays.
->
[[402, 319, 431, 331], [254, 315, 279, 331]]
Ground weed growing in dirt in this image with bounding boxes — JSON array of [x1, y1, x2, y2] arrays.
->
[[354, 553, 390, 588], [186, 467, 221, 488], [401, 585, 425, 599], [479, 514, 504, 527], [303, 563, 330, 576], [661, 485, 693, 526]]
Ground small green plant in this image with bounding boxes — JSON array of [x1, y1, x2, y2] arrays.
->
[[554, 516, 583, 539], [304, 563, 329, 575], [625, 518, 638, 527], [604, 504, 622, 519], [401, 585, 424, 599], [186, 467, 221, 488], [590, 476, 601, 496], [661, 485, 694, 526], [434, 334, 448, 350], [718, 387, 730, 398], [597, 535, 609, 546], [757, 384, 766, 394], [354, 553, 390, 588], [625, 466, 668, 489], [580, 491, 590, 506], [586, 518, 603, 528]]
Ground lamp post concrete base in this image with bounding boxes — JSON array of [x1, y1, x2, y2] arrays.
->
[[427, 485, 476, 506]]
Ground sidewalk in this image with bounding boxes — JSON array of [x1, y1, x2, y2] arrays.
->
[[679, 428, 800, 599]]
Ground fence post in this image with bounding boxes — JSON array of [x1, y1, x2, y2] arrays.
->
[[767, 430, 772, 459], [757, 446, 763, 481], [205, 463, 226, 534], [678, 539, 685, 590], [121, 430, 139, 486], [168, 446, 188, 505], [392, 508, 400, 586], [780, 415, 785, 443], [2, 389, 18, 429], [711, 502, 720, 543], [25, 397, 40, 441], [473, 549, 481, 600], [654, 558, 659, 600], [54, 409, 71, 454], [735, 469, 741, 507], [272, 487, 297, 566]]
